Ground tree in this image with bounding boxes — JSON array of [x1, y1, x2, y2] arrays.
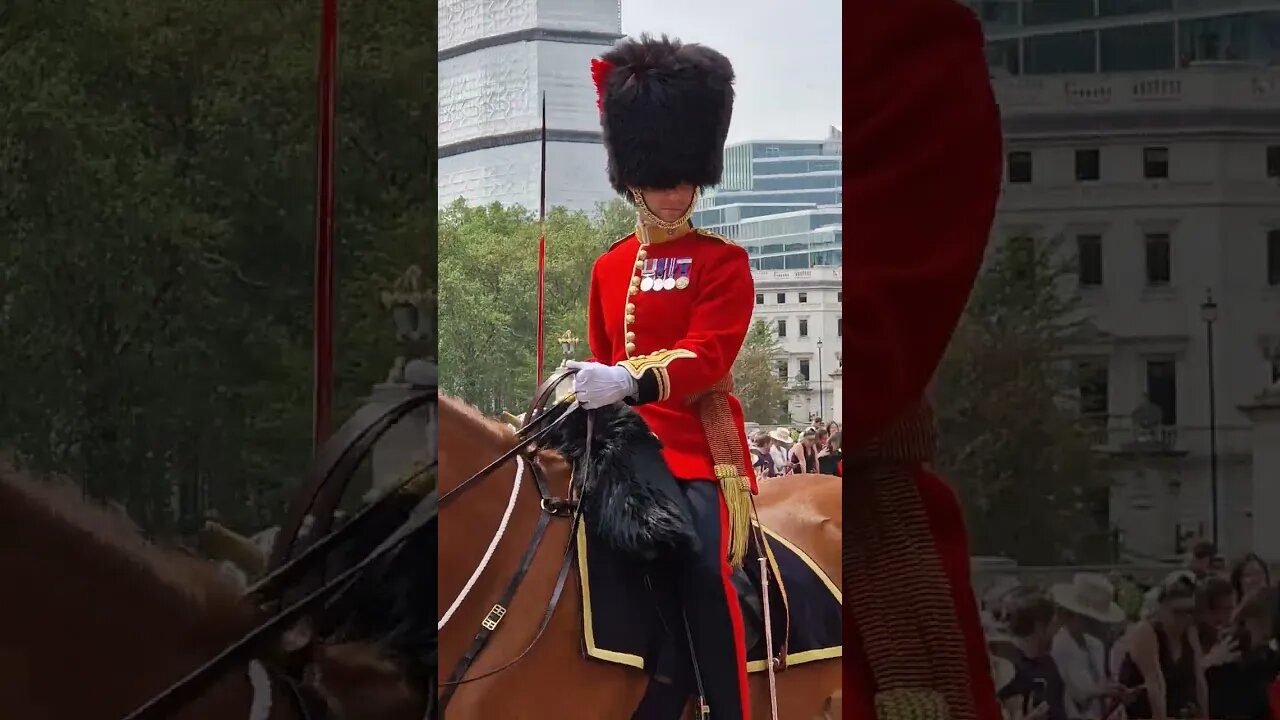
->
[[733, 321, 791, 425], [437, 199, 633, 413], [0, 0, 432, 534], [934, 235, 1110, 564]]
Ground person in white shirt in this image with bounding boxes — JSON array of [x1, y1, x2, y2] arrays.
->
[[1050, 573, 1131, 720], [767, 427, 792, 472]]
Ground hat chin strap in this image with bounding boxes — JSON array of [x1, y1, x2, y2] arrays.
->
[[630, 187, 699, 233]]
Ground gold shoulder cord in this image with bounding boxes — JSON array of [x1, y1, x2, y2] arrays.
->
[[847, 404, 976, 720]]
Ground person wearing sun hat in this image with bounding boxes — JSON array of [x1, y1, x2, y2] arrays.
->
[[1049, 574, 1130, 720], [767, 427, 792, 471]]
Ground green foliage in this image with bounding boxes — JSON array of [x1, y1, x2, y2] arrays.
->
[[0, 0, 433, 534], [437, 199, 633, 413], [733, 321, 791, 425], [935, 236, 1110, 564]]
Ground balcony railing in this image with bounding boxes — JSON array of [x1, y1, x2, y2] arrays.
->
[[994, 66, 1280, 114], [1083, 413, 1252, 455]]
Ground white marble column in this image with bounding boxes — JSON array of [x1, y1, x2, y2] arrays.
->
[[1240, 383, 1280, 562], [366, 359, 437, 502]]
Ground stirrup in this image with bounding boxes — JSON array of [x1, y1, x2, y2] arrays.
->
[[696, 697, 711, 719]]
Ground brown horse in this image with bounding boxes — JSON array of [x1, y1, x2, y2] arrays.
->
[[438, 396, 842, 719], [0, 457, 425, 720]]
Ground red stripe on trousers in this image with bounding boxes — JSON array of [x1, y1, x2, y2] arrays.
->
[[717, 492, 751, 714]]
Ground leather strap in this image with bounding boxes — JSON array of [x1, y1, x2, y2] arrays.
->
[[270, 390, 435, 571], [439, 460, 557, 709]]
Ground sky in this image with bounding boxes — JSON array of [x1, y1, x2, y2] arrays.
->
[[621, 0, 842, 144]]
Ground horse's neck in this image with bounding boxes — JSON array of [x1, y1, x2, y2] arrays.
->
[[0, 474, 254, 718], [437, 398, 570, 638]]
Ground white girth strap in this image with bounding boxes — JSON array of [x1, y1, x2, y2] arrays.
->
[[437, 455, 525, 630], [247, 660, 273, 720]]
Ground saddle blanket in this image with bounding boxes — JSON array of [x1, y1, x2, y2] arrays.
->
[[575, 520, 841, 672]]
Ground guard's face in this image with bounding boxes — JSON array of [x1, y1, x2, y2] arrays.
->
[[637, 184, 696, 223]]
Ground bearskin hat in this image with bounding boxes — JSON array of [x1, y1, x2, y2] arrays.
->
[[591, 35, 735, 196]]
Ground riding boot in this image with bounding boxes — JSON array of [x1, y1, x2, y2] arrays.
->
[[632, 657, 693, 719], [677, 480, 749, 719]]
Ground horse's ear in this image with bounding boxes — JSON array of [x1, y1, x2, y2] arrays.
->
[[304, 642, 424, 720]]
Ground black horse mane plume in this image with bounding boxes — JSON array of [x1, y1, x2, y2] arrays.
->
[[540, 402, 698, 561]]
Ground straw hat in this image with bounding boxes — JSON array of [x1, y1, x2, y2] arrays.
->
[[768, 427, 793, 444], [1051, 573, 1125, 624]]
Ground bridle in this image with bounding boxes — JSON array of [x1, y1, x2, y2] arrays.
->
[[116, 370, 587, 720], [435, 368, 592, 711]]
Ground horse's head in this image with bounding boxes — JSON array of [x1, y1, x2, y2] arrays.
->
[[437, 394, 570, 499], [0, 458, 429, 720]]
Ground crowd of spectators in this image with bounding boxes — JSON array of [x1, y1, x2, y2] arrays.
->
[[983, 543, 1279, 720]]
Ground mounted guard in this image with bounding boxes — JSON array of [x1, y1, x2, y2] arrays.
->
[[565, 33, 756, 719]]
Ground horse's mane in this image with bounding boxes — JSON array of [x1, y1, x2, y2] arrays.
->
[[0, 456, 247, 623], [437, 394, 569, 475], [438, 393, 519, 447]]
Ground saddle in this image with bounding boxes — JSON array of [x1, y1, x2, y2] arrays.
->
[[535, 401, 842, 676]]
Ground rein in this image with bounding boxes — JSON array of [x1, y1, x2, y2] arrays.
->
[[119, 371, 581, 717], [437, 369, 592, 711]]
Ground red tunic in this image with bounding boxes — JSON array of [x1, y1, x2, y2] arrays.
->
[[586, 228, 758, 491], [847, 1, 1003, 719]]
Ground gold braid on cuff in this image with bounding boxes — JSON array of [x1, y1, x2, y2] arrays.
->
[[618, 348, 696, 402]]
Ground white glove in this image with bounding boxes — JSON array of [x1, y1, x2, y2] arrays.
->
[[566, 360, 638, 409]]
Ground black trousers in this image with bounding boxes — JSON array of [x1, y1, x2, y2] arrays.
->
[[633, 480, 748, 720]]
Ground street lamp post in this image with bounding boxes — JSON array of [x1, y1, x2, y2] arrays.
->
[[816, 338, 824, 421], [1200, 289, 1219, 548]]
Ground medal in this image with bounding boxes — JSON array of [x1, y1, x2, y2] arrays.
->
[[662, 277, 676, 290], [673, 258, 693, 290], [640, 259, 658, 292], [651, 258, 669, 292]]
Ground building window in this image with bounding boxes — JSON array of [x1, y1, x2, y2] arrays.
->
[[1075, 149, 1101, 181], [776, 293, 786, 304], [1268, 145, 1280, 179], [777, 319, 787, 338], [1143, 147, 1169, 179], [799, 319, 809, 338], [1144, 233, 1171, 286], [1272, 359, 1280, 384], [837, 317, 842, 337], [1007, 151, 1032, 183], [798, 292, 808, 304], [1269, 229, 1280, 286], [1146, 359, 1178, 425], [837, 291, 842, 303], [756, 293, 764, 305], [798, 359, 810, 381], [1077, 234, 1103, 287], [1077, 359, 1110, 436], [776, 361, 788, 380]]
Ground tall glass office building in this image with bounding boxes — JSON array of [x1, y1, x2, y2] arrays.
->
[[437, 0, 622, 212], [691, 128, 842, 270], [967, 0, 1280, 76]]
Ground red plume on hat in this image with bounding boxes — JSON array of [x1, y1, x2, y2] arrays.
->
[[590, 58, 613, 114], [592, 34, 735, 196]]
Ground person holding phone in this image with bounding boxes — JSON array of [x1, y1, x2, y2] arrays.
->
[[999, 588, 1069, 720], [1118, 571, 1208, 719]]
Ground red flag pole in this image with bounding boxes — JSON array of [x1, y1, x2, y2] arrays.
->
[[535, 94, 548, 385], [312, 0, 339, 449]]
